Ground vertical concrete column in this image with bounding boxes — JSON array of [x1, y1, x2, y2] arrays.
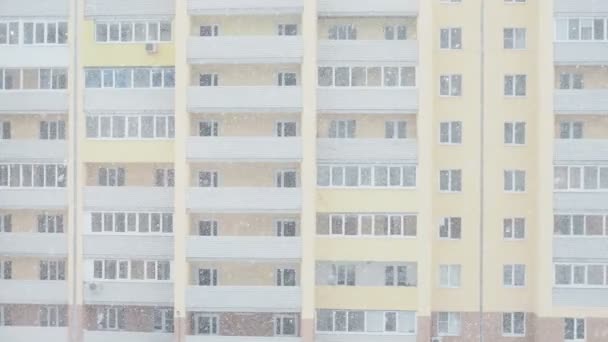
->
[[173, 1, 191, 341], [300, 0, 318, 340]]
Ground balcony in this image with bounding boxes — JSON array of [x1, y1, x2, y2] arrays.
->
[[0, 280, 67, 304], [317, 88, 418, 114], [0, 188, 67, 209], [0, 0, 68, 16], [554, 42, 608, 65], [0, 327, 68, 342], [319, 40, 418, 64], [188, 0, 302, 15], [186, 137, 302, 162], [316, 286, 417, 311], [186, 286, 300, 312], [187, 337, 301, 342], [84, 89, 174, 114], [84, 281, 173, 306], [83, 186, 174, 211], [317, 139, 417, 163], [553, 237, 608, 262], [186, 236, 301, 260], [554, 0, 608, 15], [84, 235, 173, 259], [553, 287, 608, 308], [0, 233, 67, 257], [0, 91, 68, 114], [0, 140, 67, 163], [554, 192, 608, 211], [188, 36, 303, 64], [0, 46, 68, 68], [318, 0, 418, 16], [84, 330, 173, 342], [554, 139, 608, 163], [85, 0, 174, 17], [188, 86, 302, 113], [187, 187, 301, 213], [317, 335, 416, 342], [554, 89, 608, 114]]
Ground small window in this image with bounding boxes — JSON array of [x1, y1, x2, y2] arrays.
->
[[503, 218, 525, 239], [439, 265, 461, 288], [199, 73, 218, 87], [276, 268, 297, 286], [503, 312, 526, 336], [276, 121, 297, 137], [439, 169, 462, 192], [198, 171, 218, 187], [193, 314, 219, 335], [278, 72, 297, 86], [199, 25, 219, 37], [332, 264, 356, 286], [504, 28, 526, 49], [0, 122, 10, 140], [437, 312, 461, 336], [328, 25, 356, 40], [503, 264, 526, 287], [440, 27, 462, 49], [199, 121, 219, 137], [504, 122, 525, 145], [329, 120, 356, 138], [154, 168, 175, 187], [278, 24, 298, 36], [564, 318, 585, 341], [504, 170, 526, 192], [440, 121, 462, 144], [198, 268, 218, 286], [153, 309, 174, 333], [559, 122, 583, 139], [384, 25, 407, 40], [385, 121, 407, 139], [276, 170, 297, 188], [275, 314, 297, 336], [0, 214, 12, 232], [97, 167, 125, 186], [558, 73, 584, 90], [439, 217, 461, 239], [439, 75, 462, 96], [276, 219, 297, 237], [504, 74, 527, 96]]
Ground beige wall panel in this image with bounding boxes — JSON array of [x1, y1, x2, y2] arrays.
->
[[190, 64, 300, 86], [190, 113, 300, 137], [190, 162, 299, 187], [191, 15, 301, 36], [318, 17, 417, 40]]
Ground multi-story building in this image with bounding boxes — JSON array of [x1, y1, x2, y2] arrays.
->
[[0, 0, 607, 341]]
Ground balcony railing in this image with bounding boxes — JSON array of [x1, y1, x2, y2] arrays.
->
[[554, 42, 608, 65], [84, 281, 173, 306], [0, 327, 68, 342], [186, 137, 302, 162], [319, 40, 418, 64], [554, 192, 608, 212], [0, 233, 67, 257], [187, 187, 301, 213], [84, 235, 174, 259], [553, 237, 608, 261], [83, 186, 174, 211], [0, 0, 67, 16], [186, 236, 302, 260], [318, 0, 418, 16], [554, 139, 608, 163], [554, 89, 608, 114], [0, 140, 67, 163], [554, 0, 608, 15], [317, 138, 417, 163], [0, 188, 67, 209], [0, 91, 68, 114], [188, 36, 303, 64], [317, 88, 418, 114], [84, 330, 173, 342], [0, 45, 68, 68], [187, 86, 302, 113], [186, 286, 301, 312], [188, 0, 303, 15], [84, 89, 174, 114], [0, 280, 67, 304]]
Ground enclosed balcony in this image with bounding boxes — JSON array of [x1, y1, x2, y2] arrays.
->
[[553, 237, 608, 261], [0, 46, 68, 68], [188, 36, 303, 64], [0, 327, 68, 342], [0, 0, 68, 16], [554, 42, 608, 65], [554, 0, 608, 16], [554, 89, 608, 114], [0, 140, 67, 163], [554, 192, 608, 212], [187, 86, 302, 113], [186, 137, 302, 162]]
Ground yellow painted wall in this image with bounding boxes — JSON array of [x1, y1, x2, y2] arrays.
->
[[316, 286, 418, 310], [81, 141, 174, 163]]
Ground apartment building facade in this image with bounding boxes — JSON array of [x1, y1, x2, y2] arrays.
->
[[0, 0, 607, 341]]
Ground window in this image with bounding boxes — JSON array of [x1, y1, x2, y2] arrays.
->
[[0, 68, 67, 90], [504, 74, 527, 96], [276, 268, 297, 286], [39, 306, 67, 327], [0, 21, 19, 45], [199, 73, 218, 87], [198, 121, 219, 137], [440, 27, 462, 49], [385, 121, 407, 139], [317, 66, 415, 87], [98, 167, 125, 186], [0, 121, 10, 139], [0, 164, 66, 188], [554, 263, 608, 286], [384, 266, 411, 286], [276, 121, 297, 137], [318, 165, 416, 188], [554, 214, 608, 236], [276, 170, 297, 188], [0, 214, 11, 232], [504, 122, 525, 145], [439, 169, 462, 192], [154, 309, 174, 332], [556, 17, 607, 41], [503, 264, 526, 287], [316, 310, 415, 333], [278, 72, 297, 86], [439, 217, 461, 239], [329, 120, 356, 138], [437, 312, 461, 336], [86, 115, 174, 139], [96, 307, 123, 330], [564, 318, 585, 341], [198, 171, 218, 187], [559, 73, 584, 89], [198, 268, 218, 286], [559, 122, 583, 139], [384, 25, 407, 40], [319, 213, 416, 237], [278, 24, 298, 36], [38, 214, 64, 233], [439, 265, 461, 288], [275, 315, 297, 336], [199, 25, 219, 37], [439, 75, 462, 96], [40, 260, 65, 280], [193, 314, 219, 335], [93, 259, 170, 280], [504, 170, 526, 192], [0, 305, 9, 326], [91, 212, 173, 234], [39, 121, 66, 140], [553, 165, 608, 191], [85, 68, 175, 88], [331, 264, 356, 286], [96, 21, 171, 42], [0, 260, 11, 279], [503, 218, 525, 239], [504, 28, 526, 49], [503, 312, 525, 336], [440, 121, 462, 144], [155, 168, 174, 187], [22, 21, 67, 45], [328, 25, 356, 40], [276, 219, 297, 237], [198, 220, 218, 236]]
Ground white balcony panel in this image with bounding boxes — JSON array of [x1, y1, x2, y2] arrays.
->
[[186, 137, 302, 162], [186, 286, 300, 312], [0, 233, 67, 257], [553, 287, 608, 307], [0, 327, 68, 342], [554, 139, 608, 164], [84, 282, 173, 305], [0, 91, 68, 115], [84, 331, 173, 342], [554, 90, 608, 114], [554, 0, 608, 15], [85, 0, 175, 18], [0, 0, 68, 17], [317, 88, 418, 114], [188, 86, 302, 113], [186, 337, 301, 342], [84, 235, 173, 259], [319, 40, 418, 64], [0, 46, 68, 68], [0, 140, 67, 163], [553, 237, 608, 262], [318, 0, 418, 16], [84, 89, 174, 114], [186, 236, 302, 260], [0, 280, 67, 304], [83, 187, 174, 211], [188, 36, 303, 64], [0, 189, 67, 209], [188, 0, 302, 15], [554, 42, 608, 65], [554, 192, 608, 212], [187, 187, 301, 213], [317, 139, 417, 163], [316, 334, 416, 342]]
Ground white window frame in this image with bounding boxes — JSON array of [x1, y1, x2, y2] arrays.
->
[[555, 17, 608, 42], [328, 24, 356, 40], [39, 305, 65, 327], [90, 212, 173, 234], [321, 213, 417, 238], [276, 219, 297, 237], [437, 312, 461, 336], [439, 264, 461, 288], [504, 121, 526, 145], [439, 217, 461, 239], [0, 21, 20, 45], [317, 66, 416, 88], [440, 27, 462, 49], [38, 213, 64, 233], [39, 260, 65, 280], [439, 74, 462, 96], [504, 74, 527, 97], [559, 121, 583, 139], [503, 27, 527, 49], [503, 217, 526, 240], [554, 263, 608, 287], [153, 308, 174, 333], [553, 214, 608, 237], [328, 119, 356, 138], [504, 169, 526, 192], [86, 115, 175, 140], [276, 268, 297, 286], [503, 264, 526, 287], [199, 24, 219, 37], [22, 20, 68, 45], [502, 312, 526, 336], [275, 169, 298, 188], [0, 163, 67, 188], [564, 317, 585, 341], [385, 120, 407, 139], [197, 268, 218, 286], [0, 260, 11, 279], [84, 68, 175, 89], [439, 169, 462, 192], [331, 264, 356, 286], [198, 170, 219, 188], [198, 219, 218, 236], [277, 72, 297, 86], [155, 168, 175, 187], [95, 21, 172, 43], [96, 307, 120, 330], [274, 314, 298, 336], [318, 164, 417, 188], [278, 24, 298, 36], [0, 214, 11, 233], [192, 313, 219, 335], [554, 165, 608, 191], [439, 121, 462, 144], [199, 73, 219, 87], [275, 121, 298, 137], [93, 259, 171, 281]]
